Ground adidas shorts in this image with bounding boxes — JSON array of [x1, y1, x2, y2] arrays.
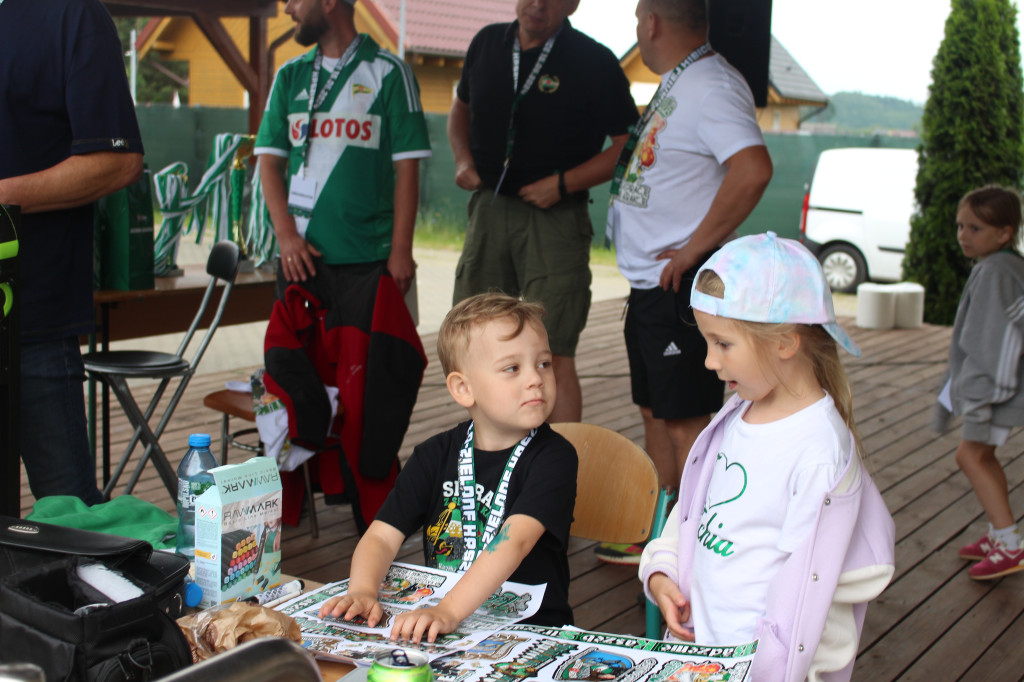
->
[[624, 278, 724, 421]]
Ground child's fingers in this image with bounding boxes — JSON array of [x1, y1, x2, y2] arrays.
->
[[318, 596, 345, 618]]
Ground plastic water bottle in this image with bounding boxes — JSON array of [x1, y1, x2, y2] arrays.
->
[[175, 433, 218, 558]]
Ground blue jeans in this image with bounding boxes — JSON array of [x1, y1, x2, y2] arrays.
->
[[20, 337, 103, 505]]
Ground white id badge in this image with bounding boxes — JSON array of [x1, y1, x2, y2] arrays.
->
[[287, 175, 317, 216]]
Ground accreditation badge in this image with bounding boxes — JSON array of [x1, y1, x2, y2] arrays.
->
[[287, 175, 317, 218]]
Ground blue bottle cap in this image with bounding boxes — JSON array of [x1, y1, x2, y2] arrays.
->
[[184, 580, 204, 608], [188, 433, 212, 448]]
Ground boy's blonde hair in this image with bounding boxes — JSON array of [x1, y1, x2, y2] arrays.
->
[[960, 185, 1024, 250], [695, 270, 858, 437], [437, 293, 547, 376]]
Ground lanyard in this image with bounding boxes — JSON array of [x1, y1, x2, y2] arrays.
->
[[299, 36, 362, 177], [492, 25, 563, 197], [456, 421, 536, 571], [608, 43, 712, 199]]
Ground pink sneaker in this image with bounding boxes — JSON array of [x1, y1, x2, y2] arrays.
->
[[968, 541, 1024, 580], [959, 532, 995, 561]]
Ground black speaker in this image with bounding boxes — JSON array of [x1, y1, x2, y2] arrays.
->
[[709, 0, 772, 107], [0, 204, 20, 517]]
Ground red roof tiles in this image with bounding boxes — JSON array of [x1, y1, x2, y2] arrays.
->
[[373, 0, 515, 57]]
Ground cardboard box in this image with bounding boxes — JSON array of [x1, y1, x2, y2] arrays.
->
[[194, 457, 283, 608]]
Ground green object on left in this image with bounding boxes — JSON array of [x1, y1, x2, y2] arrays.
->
[[27, 494, 179, 550]]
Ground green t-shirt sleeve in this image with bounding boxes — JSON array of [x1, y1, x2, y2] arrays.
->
[[379, 57, 431, 159], [254, 63, 296, 153]]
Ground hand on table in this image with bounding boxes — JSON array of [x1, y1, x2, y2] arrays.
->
[[317, 591, 383, 628], [389, 604, 460, 644]]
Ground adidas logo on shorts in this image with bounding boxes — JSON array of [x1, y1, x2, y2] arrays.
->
[[663, 341, 682, 357]]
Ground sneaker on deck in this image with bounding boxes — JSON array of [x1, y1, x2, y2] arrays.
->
[[594, 542, 644, 565], [968, 541, 1024, 580], [959, 532, 995, 561]]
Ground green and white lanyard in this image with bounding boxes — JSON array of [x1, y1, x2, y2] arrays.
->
[[298, 36, 363, 179], [491, 25, 563, 198], [456, 421, 536, 571], [608, 42, 712, 199]]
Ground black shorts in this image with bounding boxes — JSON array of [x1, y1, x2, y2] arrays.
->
[[624, 272, 724, 420]]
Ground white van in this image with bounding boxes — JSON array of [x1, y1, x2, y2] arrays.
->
[[799, 147, 918, 293]]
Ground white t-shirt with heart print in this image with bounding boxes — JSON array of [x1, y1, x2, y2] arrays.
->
[[690, 393, 852, 646]]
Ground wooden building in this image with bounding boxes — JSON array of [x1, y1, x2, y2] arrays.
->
[[136, 0, 515, 113]]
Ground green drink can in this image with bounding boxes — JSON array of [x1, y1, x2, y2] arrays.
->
[[367, 648, 433, 682]]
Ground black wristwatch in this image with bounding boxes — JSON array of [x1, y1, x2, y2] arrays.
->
[[557, 170, 568, 200]]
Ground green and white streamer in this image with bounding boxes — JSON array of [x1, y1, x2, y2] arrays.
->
[[151, 133, 248, 275]]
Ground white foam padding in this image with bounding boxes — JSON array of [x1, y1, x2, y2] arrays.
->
[[889, 282, 926, 329], [856, 283, 896, 330], [77, 562, 144, 603]]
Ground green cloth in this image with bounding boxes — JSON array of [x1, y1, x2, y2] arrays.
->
[[27, 495, 179, 550]]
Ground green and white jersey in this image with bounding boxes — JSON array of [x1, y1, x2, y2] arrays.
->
[[255, 36, 431, 264]]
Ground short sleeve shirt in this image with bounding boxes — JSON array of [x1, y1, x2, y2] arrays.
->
[[611, 54, 765, 289], [375, 420, 578, 626], [691, 394, 852, 645], [456, 21, 638, 194], [254, 36, 431, 264], [0, 0, 143, 339]]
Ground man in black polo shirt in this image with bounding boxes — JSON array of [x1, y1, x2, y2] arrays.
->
[[0, 0, 143, 504], [448, 0, 638, 423]]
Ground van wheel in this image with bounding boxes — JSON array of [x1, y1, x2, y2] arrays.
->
[[819, 245, 867, 294]]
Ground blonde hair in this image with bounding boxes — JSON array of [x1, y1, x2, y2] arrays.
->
[[437, 293, 547, 376], [960, 185, 1024, 250], [695, 270, 858, 437]]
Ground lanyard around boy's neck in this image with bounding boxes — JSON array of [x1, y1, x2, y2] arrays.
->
[[491, 24, 563, 199], [608, 43, 712, 199], [299, 36, 362, 179], [456, 421, 536, 571]]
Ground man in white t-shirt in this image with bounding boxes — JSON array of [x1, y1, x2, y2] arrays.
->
[[597, 0, 772, 564]]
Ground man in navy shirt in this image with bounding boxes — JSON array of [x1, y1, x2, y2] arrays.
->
[[0, 0, 144, 504]]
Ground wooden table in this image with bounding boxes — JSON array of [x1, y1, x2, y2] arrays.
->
[[92, 264, 277, 346]]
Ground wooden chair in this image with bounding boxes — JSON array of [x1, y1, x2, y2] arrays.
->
[[551, 422, 672, 639], [203, 388, 321, 538]]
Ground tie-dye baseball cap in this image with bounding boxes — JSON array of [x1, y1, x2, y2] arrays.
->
[[690, 231, 861, 356]]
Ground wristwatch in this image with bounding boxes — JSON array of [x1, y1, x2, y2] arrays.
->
[[557, 171, 567, 200]]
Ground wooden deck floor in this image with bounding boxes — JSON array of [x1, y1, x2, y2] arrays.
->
[[19, 296, 1024, 680]]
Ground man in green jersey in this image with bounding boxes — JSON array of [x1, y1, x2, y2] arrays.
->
[[255, 0, 431, 293]]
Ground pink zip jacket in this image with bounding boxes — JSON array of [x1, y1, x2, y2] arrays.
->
[[640, 395, 895, 682]]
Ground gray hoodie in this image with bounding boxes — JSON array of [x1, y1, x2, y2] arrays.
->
[[939, 250, 1024, 442]]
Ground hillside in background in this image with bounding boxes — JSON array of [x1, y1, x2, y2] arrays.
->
[[805, 91, 924, 134]]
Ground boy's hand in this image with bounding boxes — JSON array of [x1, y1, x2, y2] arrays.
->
[[318, 591, 384, 628], [649, 573, 694, 641], [390, 605, 460, 643]]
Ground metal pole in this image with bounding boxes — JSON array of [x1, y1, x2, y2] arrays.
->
[[398, 0, 406, 59], [129, 28, 138, 103]]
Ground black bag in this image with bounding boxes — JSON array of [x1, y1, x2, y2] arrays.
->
[[0, 516, 192, 681]]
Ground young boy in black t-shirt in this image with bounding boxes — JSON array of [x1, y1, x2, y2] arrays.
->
[[319, 293, 578, 642]]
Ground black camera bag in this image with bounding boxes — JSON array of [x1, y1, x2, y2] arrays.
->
[[0, 516, 192, 680]]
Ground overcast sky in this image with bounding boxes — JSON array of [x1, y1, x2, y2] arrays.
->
[[571, 0, 1024, 105]]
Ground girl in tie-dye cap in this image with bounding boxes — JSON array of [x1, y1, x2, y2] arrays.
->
[[639, 232, 895, 682]]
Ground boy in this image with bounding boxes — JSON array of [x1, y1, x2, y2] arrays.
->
[[318, 293, 578, 643]]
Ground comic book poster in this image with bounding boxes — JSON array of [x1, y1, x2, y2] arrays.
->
[[277, 562, 545, 665], [427, 625, 755, 682]]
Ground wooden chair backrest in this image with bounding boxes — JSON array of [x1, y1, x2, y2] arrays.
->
[[551, 422, 659, 544]]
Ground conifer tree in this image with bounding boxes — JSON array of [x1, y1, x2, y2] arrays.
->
[[903, 0, 1024, 324]]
